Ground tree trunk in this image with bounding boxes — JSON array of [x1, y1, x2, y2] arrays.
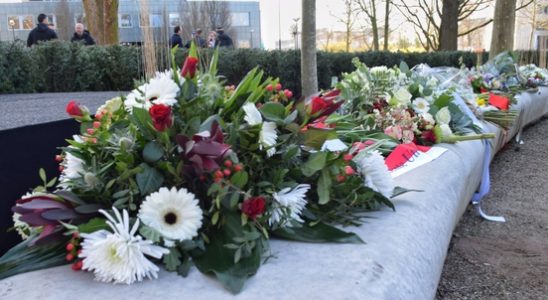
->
[[439, 0, 458, 50], [346, 26, 351, 52], [103, 0, 119, 45], [82, 0, 118, 45], [301, 0, 318, 97], [383, 0, 390, 51], [490, 0, 517, 59], [371, 1, 379, 51]]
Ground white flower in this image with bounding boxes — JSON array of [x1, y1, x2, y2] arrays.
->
[[243, 102, 278, 157], [393, 87, 412, 106], [439, 123, 453, 136], [369, 66, 388, 76], [421, 112, 435, 124], [321, 139, 348, 152], [413, 97, 430, 114], [435, 107, 452, 125], [96, 97, 122, 115], [124, 71, 180, 112], [269, 184, 311, 227], [139, 187, 203, 242], [260, 122, 278, 157], [80, 208, 169, 285], [353, 150, 394, 198], [242, 102, 262, 126], [59, 152, 85, 188]]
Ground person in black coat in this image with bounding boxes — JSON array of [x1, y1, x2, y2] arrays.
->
[[185, 28, 207, 48], [215, 27, 233, 48], [27, 13, 57, 47], [71, 23, 96, 46], [170, 26, 184, 49]]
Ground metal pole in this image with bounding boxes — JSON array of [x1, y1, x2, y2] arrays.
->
[[278, 0, 281, 50]]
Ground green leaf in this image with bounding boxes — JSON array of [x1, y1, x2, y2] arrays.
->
[[260, 102, 285, 122], [192, 212, 262, 294], [273, 222, 364, 244], [39, 168, 46, 183], [163, 247, 182, 272], [54, 190, 85, 205], [317, 169, 332, 205], [433, 93, 454, 109], [302, 127, 338, 149], [230, 171, 248, 189], [302, 152, 328, 177], [282, 145, 300, 161], [130, 107, 155, 140], [399, 61, 410, 74], [139, 225, 162, 243], [77, 218, 109, 234], [143, 141, 164, 163], [136, 163, 164, 196]]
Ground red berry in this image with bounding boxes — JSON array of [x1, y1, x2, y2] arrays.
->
[[266, 84, 273, 92], [223, 169, 231, 177], [214, 170, 224, 178], [214, 177, 222, 183], [199, 175, 206, 182], [344, 166, 355, 176], [66, 253, 74, 261], [343, 153, 353, 161], [336, 174, 346, 183], [86, 128, 95, 135], [71, 260, 83, 271], [284, 89, 293, 98], [55, 155, 63, 162], [233, 164, 243, 172], [66, 243, 74, 251], [224, 160, 233, 168], [275, 83, 282, 91], [93, 121, 101, 129]]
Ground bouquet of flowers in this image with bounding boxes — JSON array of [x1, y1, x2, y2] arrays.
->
[[518, 64, 548, 89], [0, 45, 404, 293]]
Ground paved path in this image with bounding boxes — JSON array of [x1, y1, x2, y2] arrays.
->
[[437, 118, 548, 299], [0, 92, 126, 130]]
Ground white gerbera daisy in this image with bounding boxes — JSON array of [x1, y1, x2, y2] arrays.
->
[[353, 150, 394, 198], [80, 208, 168, 285], [413, 97, 430, 114], [269, 184, 311, 227], [59, 152, 85, 188], [242, 102, 262, 126], [124, 71, 180, 112], [242, 102, 278, 157], [138, 187, 203, 241]]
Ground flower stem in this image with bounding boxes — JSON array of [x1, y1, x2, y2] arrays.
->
[[440, 133, 495, 144]]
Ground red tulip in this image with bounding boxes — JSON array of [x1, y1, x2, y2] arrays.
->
[[181, 56, 199, 79]]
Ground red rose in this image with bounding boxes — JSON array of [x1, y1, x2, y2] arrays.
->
[[241, 196, 266, 220], [149, 104, 173, 131], [181, 56, 199, 78], [66, 100, 83, 117], [421, 130, 436, 144]]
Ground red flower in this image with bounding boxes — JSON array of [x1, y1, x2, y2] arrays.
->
[[181, 56, 199, 78], [149, 104, 173, 132], [241, 196, 266, 220], [66, 100, 84, 117], [421, 130, 436, 144], [308, 89, 343, 119]]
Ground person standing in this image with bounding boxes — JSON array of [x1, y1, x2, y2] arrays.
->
[[71, 23, 96, 46], [185, 28, 207, 48], [207, 31, 217, 48], [170, 26, 184, 49], [27, 13, 57, 47], [215, 27, 233, 48]]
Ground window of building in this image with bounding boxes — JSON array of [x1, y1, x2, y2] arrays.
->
[[46, 14, 56, 26], [119, 14, 133, 28], [169, 13, 179, 27], [8, 16, 35, 30], [231, 12, 250, 27], [7, 16, 21, 30], [22, 15, 34, 29], [237, 39, 250, 48]]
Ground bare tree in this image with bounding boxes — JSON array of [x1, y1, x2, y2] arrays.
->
[[330, 0, 357, 52], [82, 0, 118, 45], [439, 0, 458, 50], [55, 0, 72, 41], [301, 0, 318, 97], [182, 1, 236, 46], [383, 0, 391, 50], [354, 0, 381, 50], [516, 0, 548, 49]]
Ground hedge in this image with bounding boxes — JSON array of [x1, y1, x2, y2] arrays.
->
[[0, 40, 510, 95]]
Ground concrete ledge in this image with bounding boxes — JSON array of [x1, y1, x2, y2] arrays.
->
[[1, 89, 547, 300]]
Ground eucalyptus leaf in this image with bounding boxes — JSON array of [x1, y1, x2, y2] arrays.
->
[[136, 163, 164, 196], [317, 169, 332, 205], [302, 152, 327, 177], [260, 102, 286, 122], [143, 141, 164, 163]]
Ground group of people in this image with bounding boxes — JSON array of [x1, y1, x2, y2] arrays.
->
[[170, 26, 233, 49], [27, 13, 96, 47]]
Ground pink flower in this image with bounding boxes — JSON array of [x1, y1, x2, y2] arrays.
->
[[384, 125, 403, 140]]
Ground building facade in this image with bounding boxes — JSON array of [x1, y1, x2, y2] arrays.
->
[[0, 0, 261, 48]]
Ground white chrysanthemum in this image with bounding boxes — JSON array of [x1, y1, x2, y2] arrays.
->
[[139, 187, 203, 241], [269, 184, 311, 227], [80, 208, 168, 285], [260, 122, 278, 157], [413, 97, 430, 114], [59, 152, 85, 188], [124, 71, 180, 112], [353, 150, 394, 198], [435, 107, 452, 125], [242, 102, 262, 126], [96, 97, 123, 115]]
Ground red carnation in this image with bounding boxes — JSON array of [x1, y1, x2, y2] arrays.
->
[[241, 196, 266, 220], [149, 104, 173, 132], [181, 56, 199, 78], [66, 100, 84, 117]]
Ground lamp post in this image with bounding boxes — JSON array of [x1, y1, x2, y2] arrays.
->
[[292, 18, 300, 49], [278, 0, 282, 50], [9, 19, 16, 41], [250, 28, 254, 48]]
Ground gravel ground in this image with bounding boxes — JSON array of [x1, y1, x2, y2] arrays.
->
[[437, 117, 548, 300], [0, 92, 126, 130]]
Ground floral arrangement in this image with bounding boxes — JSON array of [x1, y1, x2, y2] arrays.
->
[[519, 64, 548, 88], [0, 46, 404, 293]]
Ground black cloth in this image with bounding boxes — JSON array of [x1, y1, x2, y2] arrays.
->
[[170, 33, 184, 49], [185, 36, 207, 48], [70, 30, 96, 46], [215, 31, 233, 48], [27, 23, 58, 47]]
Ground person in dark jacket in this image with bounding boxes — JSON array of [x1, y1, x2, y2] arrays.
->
[[215, 27, 233, 48], [170, 26, 184, 49], [27, 13, 57, 47], [71, 23, 95, 45], [185, 28, 207, 48]]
